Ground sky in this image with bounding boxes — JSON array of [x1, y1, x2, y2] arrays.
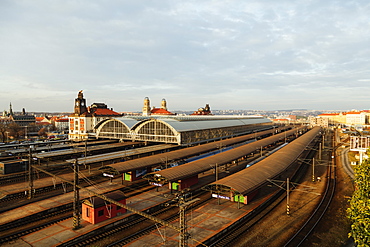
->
[[1, 0, 370, 113]]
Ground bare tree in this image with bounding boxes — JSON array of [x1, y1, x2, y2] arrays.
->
[[38, 127, 47, 137], [7, 122, 22, 139], [0, 121, 8, 142]]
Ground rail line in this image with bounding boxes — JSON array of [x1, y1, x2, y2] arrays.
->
[[0, 171, 107, 212], [58, 190, 210, 247], [283, 131, 336, 247], [197, 132, 323, 247], [0, 165, 69, 186], [0, 129, 305, 246], [0, 181, 152, 245]]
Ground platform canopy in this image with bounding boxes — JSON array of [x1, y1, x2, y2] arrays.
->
[[99, 127, 290, 176], [202, 127, 322, 196], [143, 127, 309, 185]]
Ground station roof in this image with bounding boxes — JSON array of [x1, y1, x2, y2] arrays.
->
[[155, 117, 271, 133], [66, 144, 175, 164], [142, 127, 307, 184], [82, 190, 126, 208], [202, 126, 322, 196], [34, 142, 134, 159], [99, 127, 289, 175], [108, 116, 271, 133]]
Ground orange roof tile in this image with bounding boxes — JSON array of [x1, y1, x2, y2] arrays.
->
[[151, 108, 175, 115], [272, 119, 289, 121], [345, 111, 362, 115], [92, 108, 121, 116], [318, 113, 339, 116]]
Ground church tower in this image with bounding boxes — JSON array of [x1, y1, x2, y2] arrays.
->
[[9, 102, 14, 116], [161, 98, 167, 110], [74, 90, 88, 115], [142, 97, 151, 116]]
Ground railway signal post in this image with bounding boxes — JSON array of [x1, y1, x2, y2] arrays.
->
[[286, 177, 290, 215], [28, 145, 34, 200]]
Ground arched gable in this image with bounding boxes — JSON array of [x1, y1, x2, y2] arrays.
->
[[96, 118, 133, 140], [132, 119, 180, 144]]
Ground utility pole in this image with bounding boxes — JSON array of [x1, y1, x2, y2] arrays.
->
[[178, 196, 200, 247], [28, 145, 34, 200], [267, 178, 320, 217], [322, 131, 325, 150], [286, 177, 290, 215], [215, 163, 218, 181], [161, 156, 170, 170], [84, 138, 90, 174], [312, 158, 315, 182], [73, 159, 81, 230], [285, 131, 287, 143], [164, 190, 200, 247]]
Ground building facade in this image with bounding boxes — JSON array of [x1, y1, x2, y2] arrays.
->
[[142, 97, 175, 116], [315, 111, 369, 127], [68, 91, 122, 140]]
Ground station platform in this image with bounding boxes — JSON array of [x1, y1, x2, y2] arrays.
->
[[0, 167, 102, 197], [1, 157, 261, 246], [0, 177, 123, 226], [2, 188, 169, 247], [126, 193, 262, 247]]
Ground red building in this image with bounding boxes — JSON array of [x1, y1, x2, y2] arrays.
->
[[191, 104, 212, 115], [142, 97, 176, 116], [82, 191, 127, 224]]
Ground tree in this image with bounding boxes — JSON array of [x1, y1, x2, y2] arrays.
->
[[38, 127, 47, 137], [49, 123, 57, 132], [7, 122, 22, 139], [0, 121, 7, 142], [347, 150, 370, 246]]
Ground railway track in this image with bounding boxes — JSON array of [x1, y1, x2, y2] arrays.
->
[[0, 180, 152, 245], [197, 133, 323, 247], [283, 133, 336, 247], [0, 158, 131, 209], [0, 172, 107, 212], [0, 165, 69, 186], [57, 190, 210, 247], [0, 129, 309, 246], [0, 204, 73, 244]]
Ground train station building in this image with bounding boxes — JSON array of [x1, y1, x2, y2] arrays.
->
[[68, 91, 273, 145]]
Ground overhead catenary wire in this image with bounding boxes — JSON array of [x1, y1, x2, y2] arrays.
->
[[30, 165, 208, 247]]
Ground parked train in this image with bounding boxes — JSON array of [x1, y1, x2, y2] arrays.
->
[[154, 146, 234, 172]]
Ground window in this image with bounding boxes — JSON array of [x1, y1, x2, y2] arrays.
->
[[98, 210, 104, 217], [86, 208, 90, 217]]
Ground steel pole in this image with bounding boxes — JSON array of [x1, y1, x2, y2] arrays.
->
[[73, 159, 81, 230], [286, 177, 290, 215], [28, 146, 33, 200], [312, 158, 315, 182]]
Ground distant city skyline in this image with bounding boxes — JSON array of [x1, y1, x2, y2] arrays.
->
[[1, 1, 370, 112], [2, 104, 354, 117]]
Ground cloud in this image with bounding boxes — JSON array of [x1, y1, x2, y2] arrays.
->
[[1, 0, 370, 112]]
